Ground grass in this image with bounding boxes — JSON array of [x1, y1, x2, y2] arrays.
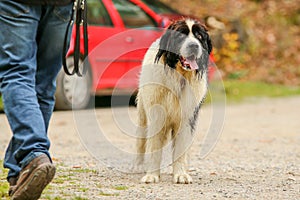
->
[[0, 161, 98, 200], [205, 80, 300, 103], [0, 160, 131, 199], [42, 196, 88, 200], [113, 185, 129, 191], [99, 191, 120, 197], [0, 160, 9, 199], [205, 80, 300, 104], [41, 165, 99, 198], [222, 80, 300, 102]]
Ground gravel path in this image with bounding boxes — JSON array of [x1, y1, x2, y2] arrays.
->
[[0, 96, 299, 199]]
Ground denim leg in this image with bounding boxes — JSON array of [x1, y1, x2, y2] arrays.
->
[[35, 5, 72, 131], [0, 1, 43, 179], [0, 1, 72, 179]]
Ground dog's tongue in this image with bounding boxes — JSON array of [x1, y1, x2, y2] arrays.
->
[[185, 59, 198, 70]]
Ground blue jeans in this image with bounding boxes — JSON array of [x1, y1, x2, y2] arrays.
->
[[0, 1, 73, 179]]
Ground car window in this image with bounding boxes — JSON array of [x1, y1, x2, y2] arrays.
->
[[87, 0, 113, 26], [112, 0, 157, 28]]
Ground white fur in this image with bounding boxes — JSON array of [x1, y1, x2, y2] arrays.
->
[[180, 36, 202, 59], [181, 19, 203, 59], [135, 24, 208, 184]]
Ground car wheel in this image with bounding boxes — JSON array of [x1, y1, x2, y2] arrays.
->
[[55, 56, 92, 110]]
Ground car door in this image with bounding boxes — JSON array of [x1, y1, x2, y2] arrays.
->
[[106, 0, 163, 90], [86, 0, 128, 91], [86, 0, 162, 92]]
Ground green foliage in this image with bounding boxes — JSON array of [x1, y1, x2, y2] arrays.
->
[[114, 185, 129, 191], [223, 81, 300, 102], [0, 160, 9, 199], [39, 164, 127, 199], [161, 0, 300, 85], [41, 165, 98, 199], [227, 71, 248, 80], [99, 191, 119, 196], [206, 80, 300, 104], [42, 196, 88, 200]]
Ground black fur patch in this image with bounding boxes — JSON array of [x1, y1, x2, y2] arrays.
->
[[192, 23, 212, 55], [193, 22, 212, 78], [155, 20, 189, 68], [189, 103, 202, 134]]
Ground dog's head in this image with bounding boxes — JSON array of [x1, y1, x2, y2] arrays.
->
[[155, 19, 212, 74]]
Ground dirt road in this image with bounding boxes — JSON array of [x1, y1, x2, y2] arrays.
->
[[1, 96, 299, 199]]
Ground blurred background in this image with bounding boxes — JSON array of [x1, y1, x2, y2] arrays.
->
[[162, 0, 300, 85]]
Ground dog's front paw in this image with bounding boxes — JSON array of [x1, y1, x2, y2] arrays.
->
[[141, 174, 160, 183], [173, 173, 193, 184]]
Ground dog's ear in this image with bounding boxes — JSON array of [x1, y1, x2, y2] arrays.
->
[[155, 21, 179, 64], [205, 32, 212, 55], [195, 24, 213, 73], [193, 22, 212, 55], [155, 30, 171, 64], [200, 28, 212, 55]]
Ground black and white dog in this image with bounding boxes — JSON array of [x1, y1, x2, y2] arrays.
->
[[135, 18, 212, 184]]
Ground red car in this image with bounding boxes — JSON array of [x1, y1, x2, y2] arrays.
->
[[55, 0, 214, 109]]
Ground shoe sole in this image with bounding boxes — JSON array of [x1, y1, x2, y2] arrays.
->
[[11, 163, 56, 200]]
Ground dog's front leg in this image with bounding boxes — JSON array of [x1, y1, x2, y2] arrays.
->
[[140, 134, 163, 183], [172, 152, 192, 184], [133, 104, 147, 173], [133, 126, 147, 173], [172, 128, 193, 184]]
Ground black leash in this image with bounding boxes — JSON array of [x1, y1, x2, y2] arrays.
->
[[62, 0, 88, 76]]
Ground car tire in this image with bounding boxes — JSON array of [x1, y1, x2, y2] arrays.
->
[[55, 56, 92, 110]]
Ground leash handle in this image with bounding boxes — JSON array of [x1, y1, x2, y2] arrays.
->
[[62, 2, 76, 75], [62, 0, 88, 76]]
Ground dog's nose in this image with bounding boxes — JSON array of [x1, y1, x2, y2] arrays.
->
[[188, 42, 199, 51]]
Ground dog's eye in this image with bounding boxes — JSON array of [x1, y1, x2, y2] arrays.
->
[[195, 32, 202, 40]]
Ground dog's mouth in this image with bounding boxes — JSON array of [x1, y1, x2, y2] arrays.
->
[[180, 55, 198, 71]]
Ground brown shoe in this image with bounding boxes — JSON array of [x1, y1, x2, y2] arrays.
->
[[8, 176, 18, 196], [10, 154, 56, 200]]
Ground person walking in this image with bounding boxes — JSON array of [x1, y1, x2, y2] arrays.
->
[[0, 0, 73, 199]]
